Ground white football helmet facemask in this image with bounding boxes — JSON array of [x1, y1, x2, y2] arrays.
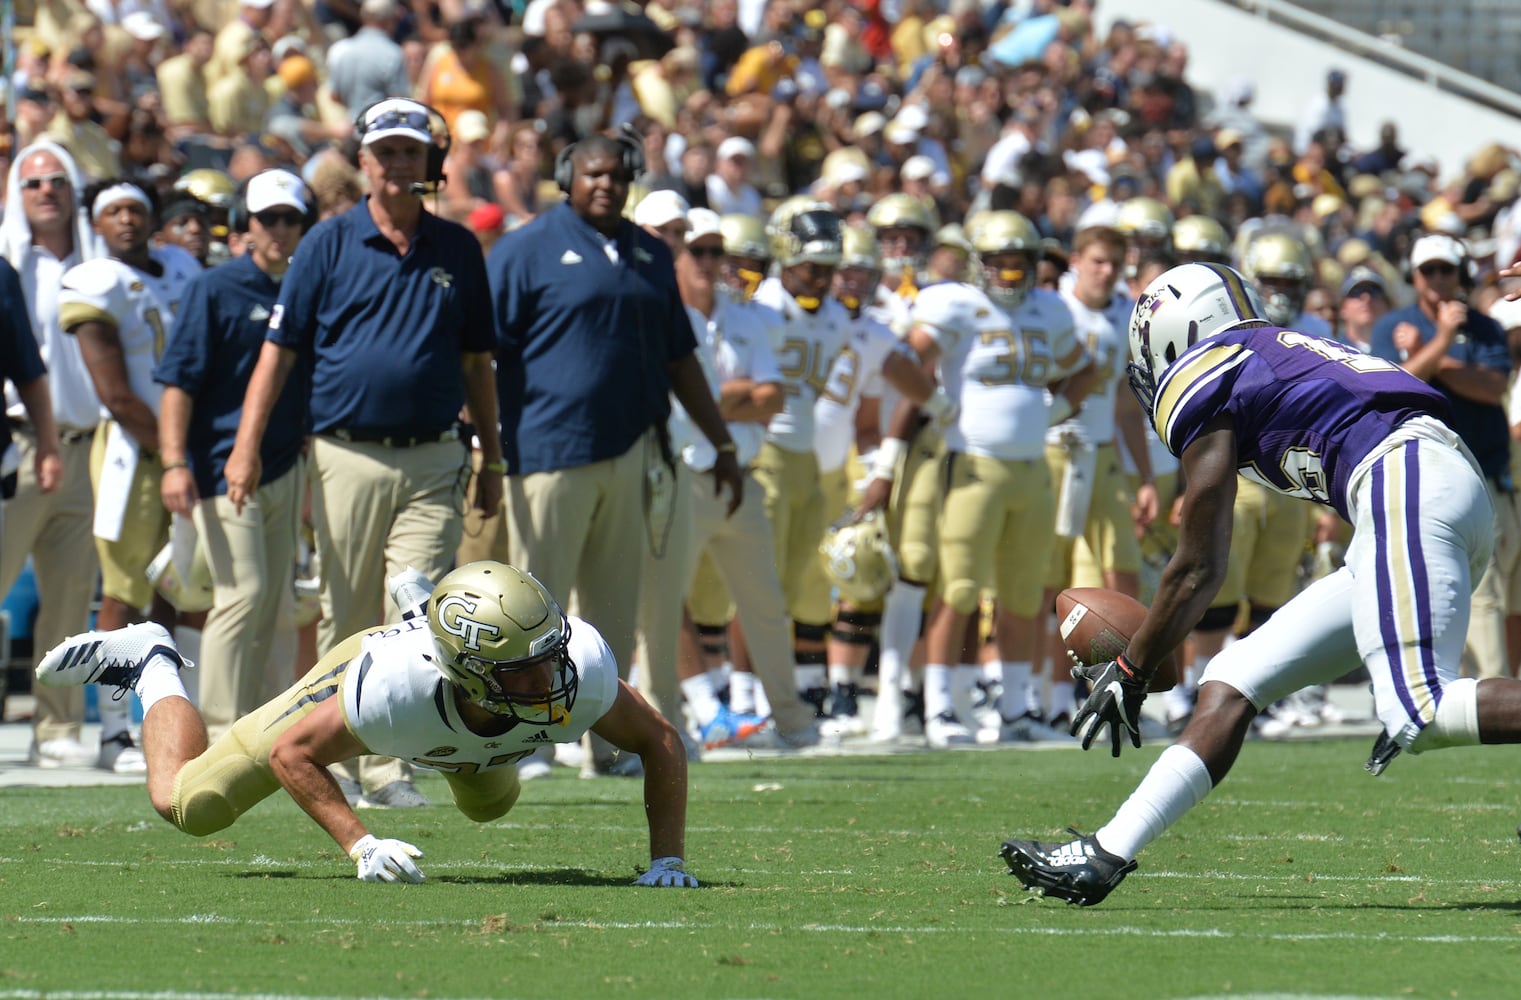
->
[[1127, 262, 1267, 415], [819, 511, 899, 605], [427, 561, 577, 725]]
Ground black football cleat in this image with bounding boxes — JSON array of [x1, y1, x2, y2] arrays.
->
[[1001, 829, 1137, 907], [1364, 729, 1401, 777]]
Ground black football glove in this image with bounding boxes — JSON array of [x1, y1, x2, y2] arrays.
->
[[1070, 655, 1149, 757]]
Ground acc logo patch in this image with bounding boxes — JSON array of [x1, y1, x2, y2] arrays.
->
[[426, 745, 457, 757], [436, 594, 502, 651]]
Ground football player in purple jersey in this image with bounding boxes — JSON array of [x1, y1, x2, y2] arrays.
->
[[1001, 262, 1521, 907]]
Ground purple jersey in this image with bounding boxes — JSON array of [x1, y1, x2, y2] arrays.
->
[[1152, 324, 1451, 520]]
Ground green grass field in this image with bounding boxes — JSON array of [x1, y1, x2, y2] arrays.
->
[[3, 738, 1520, 999]]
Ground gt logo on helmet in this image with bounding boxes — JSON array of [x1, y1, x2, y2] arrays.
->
[[435, 594, 502, 651]]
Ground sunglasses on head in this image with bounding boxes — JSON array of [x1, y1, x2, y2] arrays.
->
[[365, 108, 430, 135], [254, 208, 304, 228], [20, 173, 68, 191]]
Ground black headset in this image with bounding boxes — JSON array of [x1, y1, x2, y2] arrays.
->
[[354, 98, 452, 188], [228, 171, 320, 234], [554, 123, 647, 194]]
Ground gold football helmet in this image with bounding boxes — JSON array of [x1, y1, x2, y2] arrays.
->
[[720, 213, 770, 301], [174, 168, 235, 210], [820, 512, 899, 605], [840, 223, 881, 272], [767, 197, 843, 268], [1241, 232, 1312, 326], [969, 210, 1040, 308], [868, 193, 936, 277], [834, 223, 881, 313], [1115, 197, 1176, 243], [1172, 215, 1230, 264], [427, 562, 577, 724]]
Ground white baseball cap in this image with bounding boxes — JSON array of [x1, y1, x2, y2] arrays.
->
[[241, 0, 277, 9], [632, 189, 690, 229], [454, 109, 491, 144], [901, 155, 936, 182], [360, 98, 432, 146], [686, 208, 722, 243], [1410, 233, 1466, 270], [121, 11, 166, 40], [716, 136, 756, 161], [245, 169, 309, 214]]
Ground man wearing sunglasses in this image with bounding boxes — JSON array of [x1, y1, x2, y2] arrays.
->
[[0, 141, 107, 770], [227, 97, 502, 808], [1371, 233, 1513, 693], [154, 170, 314, 743]]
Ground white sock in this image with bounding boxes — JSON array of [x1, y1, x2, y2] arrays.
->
[[952, 664, 980, 721], [827, 662, 855, 687], [707, 661, 733, 691], [681, 674, 723, 726], [1048, 679, 1075, 719], [172, 626, 202, 706], [980, 658, 1000, 684], [753, 679, 772, 718], [1187, 653, 1209, 694], [1000, 661, 1033, 722], [729, 671, 757, 713], [134, 655, 190, 719], [924, 663, 954, 720], [879, 581, 925, 691], [794, 664, 827, 691], [627, 661, 642, 689], [1095, 744, 1214, 860]]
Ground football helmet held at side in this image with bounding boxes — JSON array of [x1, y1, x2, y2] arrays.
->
[[427, 561, 578, 725], [820, 512, 899, 604], [1127, 262, 1266, 414]]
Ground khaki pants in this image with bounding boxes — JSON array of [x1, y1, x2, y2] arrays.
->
[[506, 432, 651, 673], [636, 467, 815, 736], [750, 441, 827, 626], [311, 435, 469, 791], [194, 460, 303, 741], [1465, 480, 1519, 679], [1, 427, 97, 742], [90, 421, 170, 609], [456, 446, 509, 566]]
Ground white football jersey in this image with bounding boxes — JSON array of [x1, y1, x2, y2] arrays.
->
[[674, 298, 783, 470], [1049, 288, 1133, 446], [913, 283, 1082, 461], [341, 615, 620, 773], [814, 308, 900, 473], [57, 245, 200, 420], [753, 276, 850, 454]]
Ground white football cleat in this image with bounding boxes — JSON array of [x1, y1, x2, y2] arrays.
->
[[387, 566, 435, 621], [925, 711, 976, 749], [97, 731, 147, 774], [36, 623, 191, 694]]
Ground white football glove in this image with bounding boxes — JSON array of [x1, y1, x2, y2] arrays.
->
[[349, 834, 425, 883], [635, 856, 699, 888]]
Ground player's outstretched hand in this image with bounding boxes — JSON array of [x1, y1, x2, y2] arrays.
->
[[1070, 655, 1148, 757], [350, 834, 425, 883], [636, 856, 699, 888]]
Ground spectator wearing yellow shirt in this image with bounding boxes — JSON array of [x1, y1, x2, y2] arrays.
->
[[47, 72, 122, 184], [209, 35, 274, 139], [158, 28, 216, 137], [209, 0, 276, 90]]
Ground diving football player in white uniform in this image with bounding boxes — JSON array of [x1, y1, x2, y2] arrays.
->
[[36, 561, 698, 887]]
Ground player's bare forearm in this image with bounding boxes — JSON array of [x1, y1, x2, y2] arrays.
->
[[1433, 363, 1508, 406], [1127, 419, 1237, 675], [76, 322, 161, 450], [268, 699, 373, 852], [593, 681, 688, 861]]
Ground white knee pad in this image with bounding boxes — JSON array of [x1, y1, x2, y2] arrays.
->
[[1407, 677, 1481, 754]]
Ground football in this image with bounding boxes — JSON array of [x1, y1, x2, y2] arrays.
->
[[1055, 588, 1177, 692]]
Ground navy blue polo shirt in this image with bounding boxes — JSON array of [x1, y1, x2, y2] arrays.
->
[[1371, 303, 1512, 479], [0, 258, 46, 442], [488, 201, 696, 474], [267, 198, 494, 437], [154, 255, 307, 497]]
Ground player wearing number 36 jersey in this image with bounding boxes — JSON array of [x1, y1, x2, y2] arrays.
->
[[1002, 262, 1521, 908]]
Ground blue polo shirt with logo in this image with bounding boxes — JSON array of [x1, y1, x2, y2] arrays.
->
[[154, 255, 307, 497], [267, 198, 493, 438], [488, 201, 696, 475], [1, 258, 47, 442]]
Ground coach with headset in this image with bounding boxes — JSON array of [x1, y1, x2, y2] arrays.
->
[[226, 98, 503, 806], [487, 131, 742, 777], [156, 168, 314, 741], [1371, 233, 1513, 680]]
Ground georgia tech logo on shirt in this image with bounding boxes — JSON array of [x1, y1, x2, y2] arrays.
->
[[430, 267, 453, 288], [435, 594, 502, 651]]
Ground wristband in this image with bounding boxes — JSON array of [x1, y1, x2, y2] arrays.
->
[[1115, 652, 1148, 683], [481, 460, 507, 474], [868, 437, 907, 482], [161, 460, 189, 472], [715, 442, 738, 455]]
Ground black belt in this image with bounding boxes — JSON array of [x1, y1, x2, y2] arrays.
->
[[327, 426, 461, 448]]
